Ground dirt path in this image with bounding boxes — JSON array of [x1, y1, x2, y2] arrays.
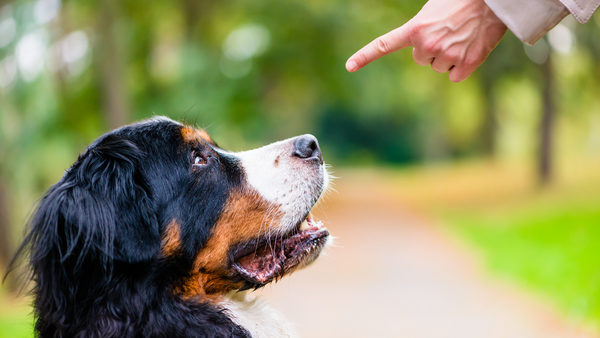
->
[[256, 173, 596, 338]]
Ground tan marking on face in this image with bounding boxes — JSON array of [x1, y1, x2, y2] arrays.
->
[[177, 187, 282, 298], [181, 126, 215, 146], [162, 219, 181, 257]]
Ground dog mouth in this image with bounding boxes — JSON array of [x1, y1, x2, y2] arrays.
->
[[232, 214, 329, 286]]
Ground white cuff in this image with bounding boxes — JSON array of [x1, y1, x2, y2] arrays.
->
[[559, 0, 600, 23], [484, 0, 569, 45]]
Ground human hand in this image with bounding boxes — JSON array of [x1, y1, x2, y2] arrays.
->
[[345, 0, 507, 82]]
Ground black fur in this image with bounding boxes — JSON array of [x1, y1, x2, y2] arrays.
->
[[6, 118, 250, 338]]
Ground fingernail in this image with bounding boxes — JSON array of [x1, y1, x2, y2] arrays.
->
[[346, 60, 358, 72]]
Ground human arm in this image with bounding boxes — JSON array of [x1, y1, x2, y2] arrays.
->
[[345, 0, 508, 82], [346, 0, 600, 82]]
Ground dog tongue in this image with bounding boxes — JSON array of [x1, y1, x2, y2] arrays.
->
[[235, 241, 286, 284], [234, 226, 329, 285]]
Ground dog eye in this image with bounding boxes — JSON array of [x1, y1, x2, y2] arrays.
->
[[193, 155, 207, 166]]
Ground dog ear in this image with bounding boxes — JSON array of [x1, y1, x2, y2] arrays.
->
[[73, 134, 160, 263], [27, 134, 160, 267], [88, 134, 160, 262]]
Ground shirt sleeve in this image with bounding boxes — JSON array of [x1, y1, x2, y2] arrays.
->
[[558, 0, 600, 23], [484, 0, 569, 45]]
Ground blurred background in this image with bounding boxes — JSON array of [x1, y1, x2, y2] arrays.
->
[[0, 0, 599, 336]]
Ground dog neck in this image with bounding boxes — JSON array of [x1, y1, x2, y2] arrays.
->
[[220, 290, 300, 338]]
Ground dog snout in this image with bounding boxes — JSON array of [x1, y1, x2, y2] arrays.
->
[[292, 135, 323, 164]]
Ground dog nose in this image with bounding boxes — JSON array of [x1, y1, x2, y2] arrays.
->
[[293, 135, 323, 164]]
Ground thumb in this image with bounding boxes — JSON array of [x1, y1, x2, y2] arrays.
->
[[346, 23, 413, 72]]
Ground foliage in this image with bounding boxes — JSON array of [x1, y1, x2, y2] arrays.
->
[[0, 289, 32, 338], [384, 158, 600, 329], [448, 203, 600, 327], [1, 0, 600, 334]]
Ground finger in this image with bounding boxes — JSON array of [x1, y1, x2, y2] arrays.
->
[[449, 49, 491, 82], [411, 47, 434, 66], [346, 24, 413, 72], [448, 63, 477, 82], [431, 57, 454, 74]]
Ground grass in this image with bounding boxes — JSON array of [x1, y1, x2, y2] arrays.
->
[[381, 156, 600, 329], [445, 198, 600, 325], [2, 156, 599, 335], [0, 288, 33, 338]]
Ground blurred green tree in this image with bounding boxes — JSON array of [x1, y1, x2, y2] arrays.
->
[[0, 0, 598, 259]]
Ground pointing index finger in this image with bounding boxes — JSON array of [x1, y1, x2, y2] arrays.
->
[[346, 24, 413, 72]]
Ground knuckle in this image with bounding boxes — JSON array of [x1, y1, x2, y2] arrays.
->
[[358, 53, 369, 66], [421, 40, 439, 55], [431, 64, 446, 74], [412, 50, 428, 66], [408, 22, 424, 37], [411, 53, 421, 64], [449, 68, 468, 82], [462, 56, 480, 69], [450, 74, 466, 82], [376, 37, 390, 54], [443, 51, 460, 64]]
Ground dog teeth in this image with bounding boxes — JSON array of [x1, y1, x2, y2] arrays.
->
[[300, 216, 324, 231], [299, 219, 309, 231]]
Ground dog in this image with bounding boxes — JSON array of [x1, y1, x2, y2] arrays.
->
[[9, 116, 332, 338]]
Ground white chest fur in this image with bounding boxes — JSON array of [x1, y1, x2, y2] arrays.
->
[[220, 291, 300, 338]]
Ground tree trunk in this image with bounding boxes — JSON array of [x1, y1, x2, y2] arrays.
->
[[179, 0, 213, 40], [98, 0, 130, 129], [539, 54, 555, 185], [181, 0, 201, 39], [0, 178, 12, 273], [481, 80, 497, 157]]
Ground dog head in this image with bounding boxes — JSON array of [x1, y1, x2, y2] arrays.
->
[[171, 118, 332, 295], [21, 116, 331, 304]]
